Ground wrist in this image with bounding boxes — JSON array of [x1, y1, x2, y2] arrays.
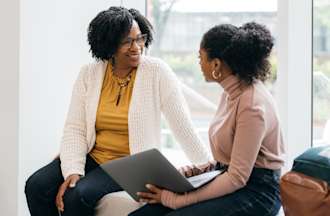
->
[[161, 190, 179, 209]]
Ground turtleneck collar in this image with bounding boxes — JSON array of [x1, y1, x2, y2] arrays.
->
[[219, 74, 246, 100]]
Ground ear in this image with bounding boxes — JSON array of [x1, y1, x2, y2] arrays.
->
[[213, 58, 222, 72]]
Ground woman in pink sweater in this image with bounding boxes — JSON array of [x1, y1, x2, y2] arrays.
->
[[131, 22, 285, 216]]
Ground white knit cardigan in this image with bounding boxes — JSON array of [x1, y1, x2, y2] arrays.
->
[[60, 56, 210, 179]]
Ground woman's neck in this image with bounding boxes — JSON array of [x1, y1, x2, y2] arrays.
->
[[112, 64, 134, 78], [216, 68, 232, 84]]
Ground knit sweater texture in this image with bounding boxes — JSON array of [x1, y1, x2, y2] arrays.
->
[[60, 56, 211, 179]]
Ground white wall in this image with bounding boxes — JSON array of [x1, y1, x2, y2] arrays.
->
[[0, 0, 19, 215]]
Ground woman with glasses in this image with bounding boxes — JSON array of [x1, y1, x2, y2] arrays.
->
[[24, 6, 210, 216], [131, 22, 285, 216]]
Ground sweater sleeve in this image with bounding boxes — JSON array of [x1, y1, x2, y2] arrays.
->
[[158, 60, 211, 165], [60, 65, 89, 179], [161, 105, 266, 209], [180, 82, 217, 113]]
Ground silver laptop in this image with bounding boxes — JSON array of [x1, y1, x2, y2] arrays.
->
[[101, 149, 221, 201]]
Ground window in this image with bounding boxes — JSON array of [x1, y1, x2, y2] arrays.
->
[[313, 0, 330, 146], [146, 0, 278, 166]]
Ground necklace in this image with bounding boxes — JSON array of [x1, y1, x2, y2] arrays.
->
[[112, 71, 133, 106]]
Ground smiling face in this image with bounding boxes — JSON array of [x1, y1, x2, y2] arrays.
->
[[114, 21, 145, 69]]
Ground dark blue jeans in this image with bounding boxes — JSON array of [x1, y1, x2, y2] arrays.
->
[[129, 167, 281, 216], [25, 155, 122, 216]]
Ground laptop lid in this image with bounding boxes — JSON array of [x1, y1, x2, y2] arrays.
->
[[101, 149, 195, 201]]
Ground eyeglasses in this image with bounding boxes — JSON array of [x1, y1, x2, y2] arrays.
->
[[120, 34, 147, 49]]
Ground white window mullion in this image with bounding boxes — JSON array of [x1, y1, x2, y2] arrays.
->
[[277, 0, 312, 168]]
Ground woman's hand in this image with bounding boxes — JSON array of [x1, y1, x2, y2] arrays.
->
[[178, 161, 217, 178], [137, 184, 163, 204], [55, 174, 81, 212], [178, 165, 203, 177]]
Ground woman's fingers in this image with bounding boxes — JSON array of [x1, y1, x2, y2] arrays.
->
[[55, 174, 81, 212], [147, 199, 158, 204], [146, 184, 161, 193], [178, 167, 186, 176], [191, 166, 202, 176], [137, 184, 162, 204], [179, 161, 218, 178], [68, 175, 80, 188], [184, 165, 193, 177], [137, 192, 156, 199], [56, 181, 69, 211]]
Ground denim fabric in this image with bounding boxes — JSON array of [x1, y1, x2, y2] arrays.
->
[[25, 155, 122, 216], [129, 167, 281, 216]]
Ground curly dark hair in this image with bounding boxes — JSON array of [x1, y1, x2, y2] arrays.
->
[[201, 22, 274, 84], [87, 6, 153, 61]]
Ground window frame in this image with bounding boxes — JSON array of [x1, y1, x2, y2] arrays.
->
[[277, 0, 312, 167]]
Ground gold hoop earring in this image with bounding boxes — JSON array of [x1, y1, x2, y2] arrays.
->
[[212, 70, 221, 80]]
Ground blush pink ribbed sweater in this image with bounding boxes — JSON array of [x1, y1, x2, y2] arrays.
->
[[161, 75, 285, 209]]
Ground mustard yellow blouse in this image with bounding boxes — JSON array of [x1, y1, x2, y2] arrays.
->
[[89, 63, 136, 164]]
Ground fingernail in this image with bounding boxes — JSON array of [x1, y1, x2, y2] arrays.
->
[[69, 183, 75, 188], [146, 184, 150, 188], [136, 192, 140, 195]]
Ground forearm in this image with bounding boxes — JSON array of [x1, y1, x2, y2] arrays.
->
[[161, 172, 241, 209], [60, 124, 88, 179], [162, 91, 211, 164], [180, 82, 217, 113], [60, 65, 89, 179]]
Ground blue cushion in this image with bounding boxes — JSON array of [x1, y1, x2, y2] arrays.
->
[[292, 145, 330, 185]]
